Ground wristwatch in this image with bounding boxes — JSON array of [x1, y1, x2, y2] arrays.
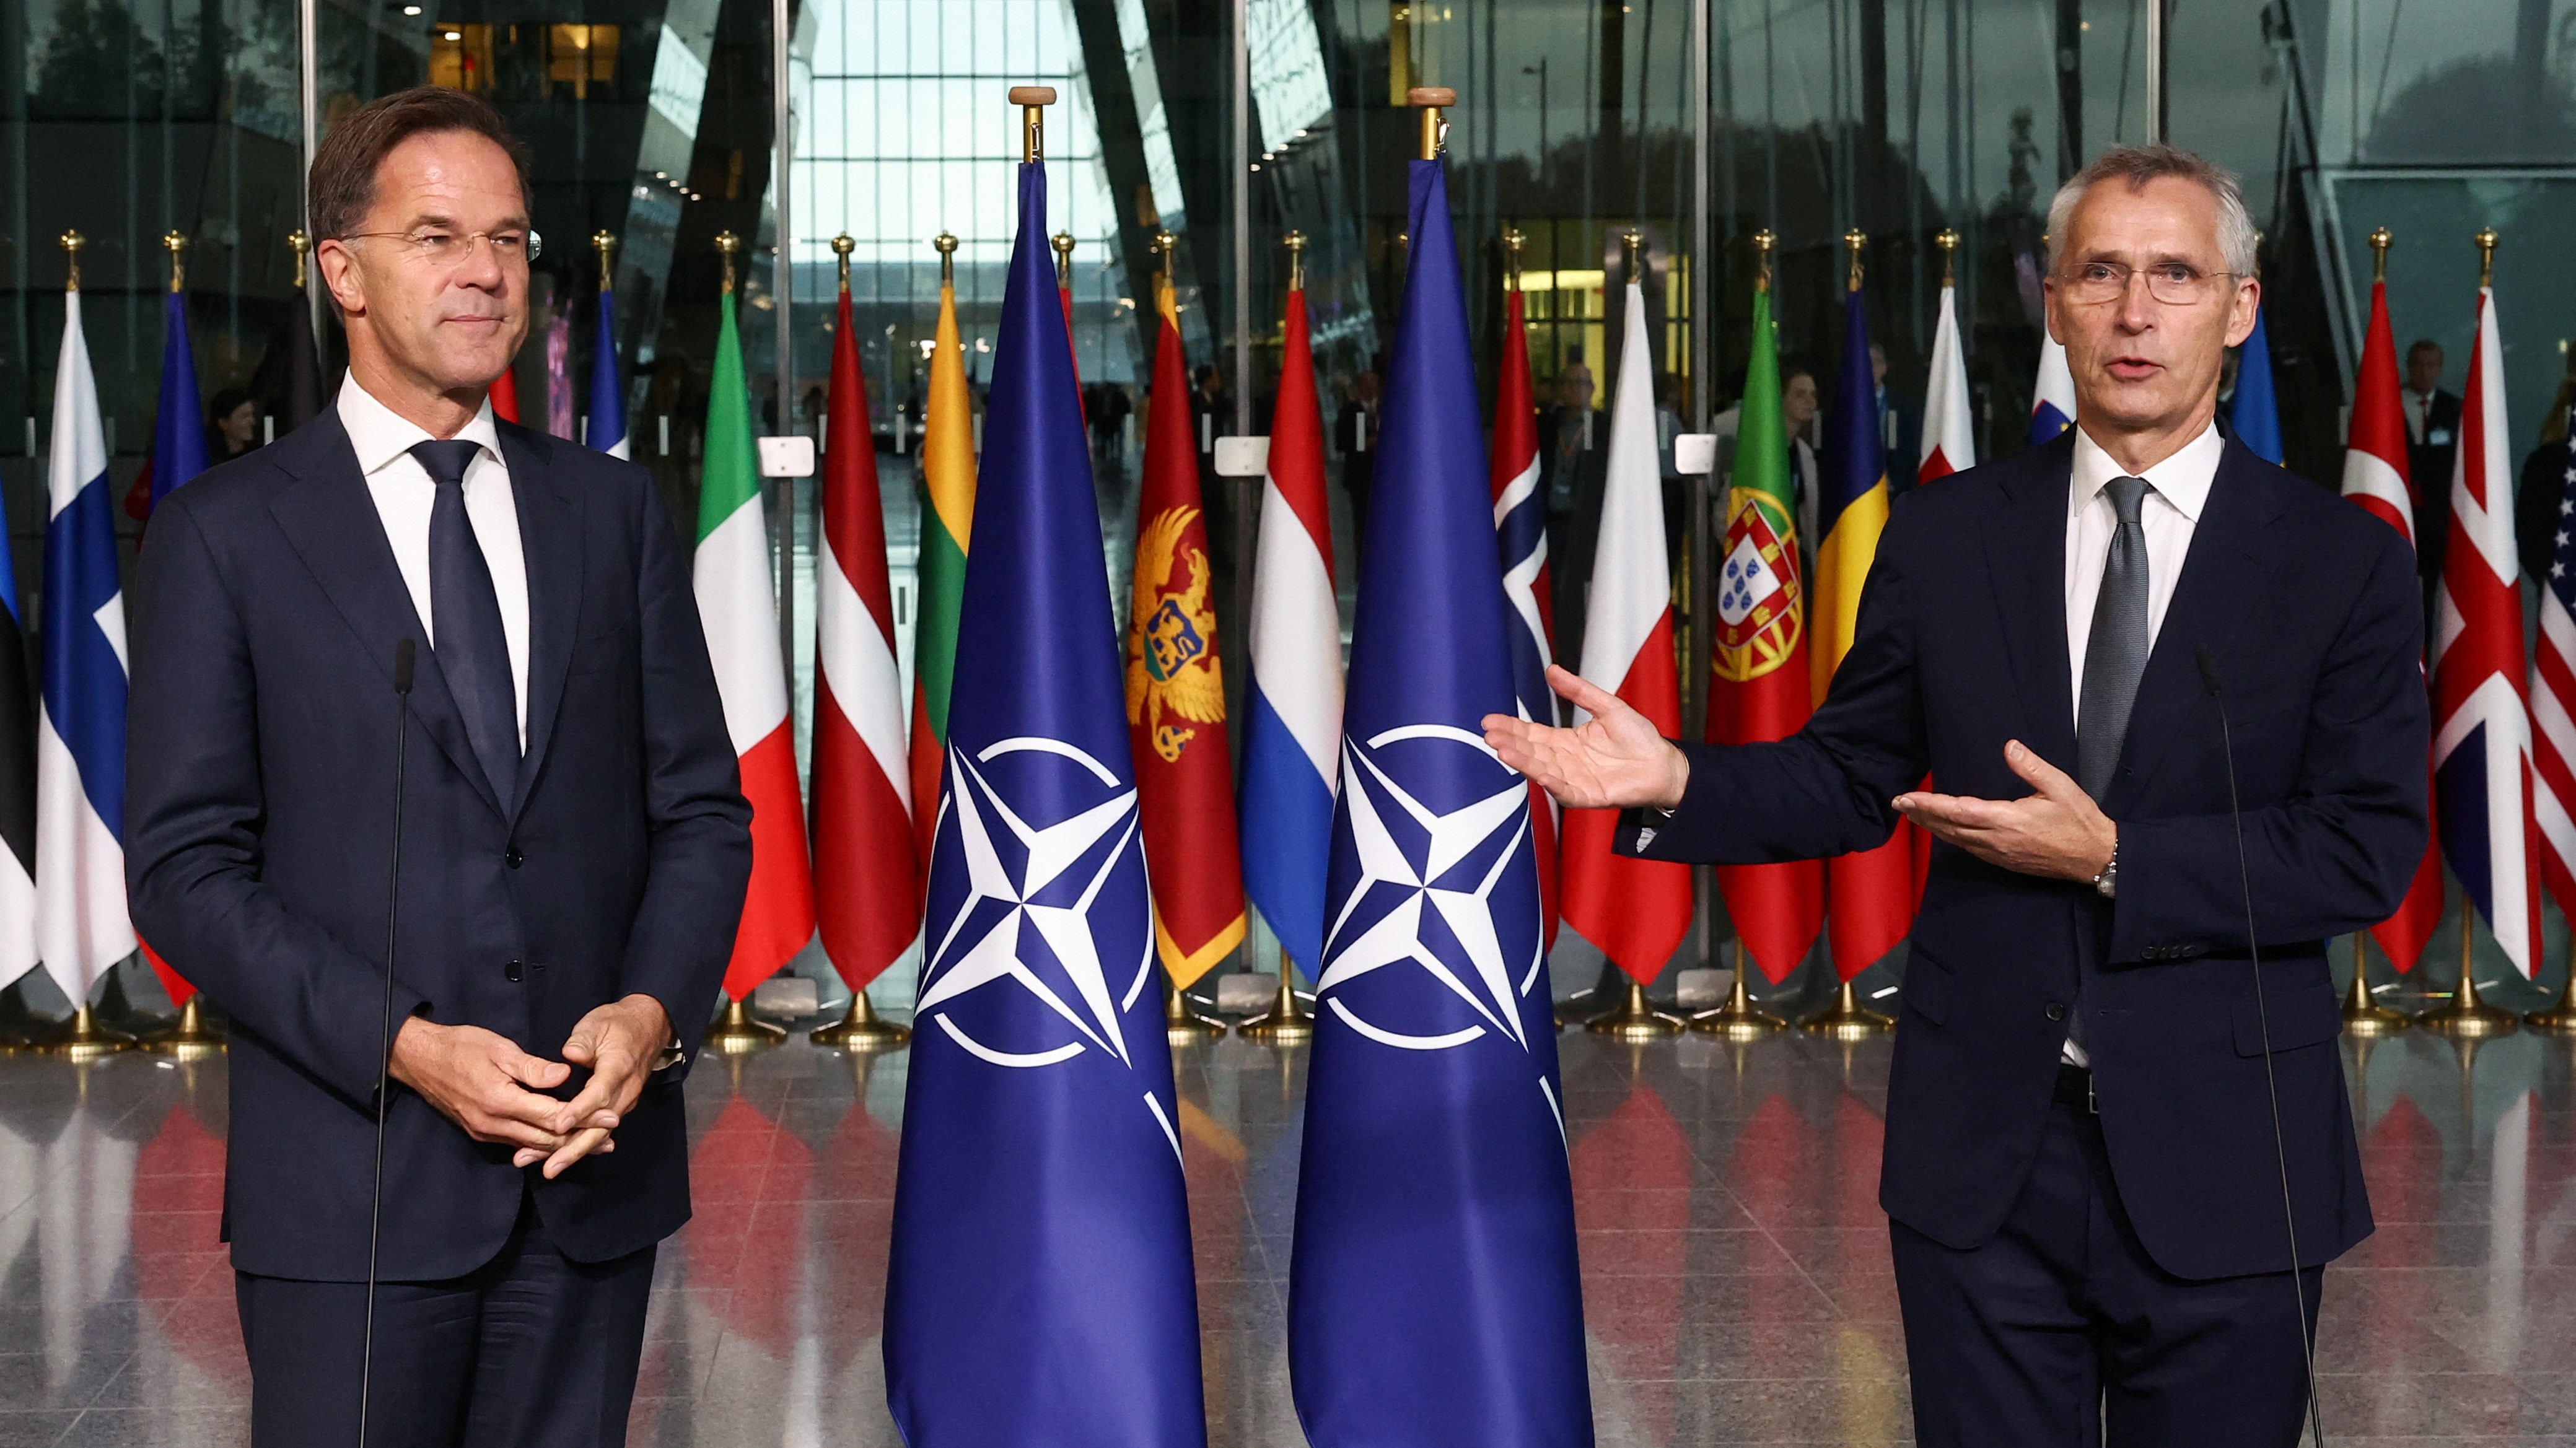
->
[[2091, 842, 2118, 899]]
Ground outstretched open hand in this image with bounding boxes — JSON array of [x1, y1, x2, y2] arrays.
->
[[1894, 739, 2116, 883], [1480, 665, 1691, 811]]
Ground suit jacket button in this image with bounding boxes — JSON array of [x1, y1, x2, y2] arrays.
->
[[2044, 1001, 2066, 1021], [504, 958, 524, 983], [504, 847, 524, 869]]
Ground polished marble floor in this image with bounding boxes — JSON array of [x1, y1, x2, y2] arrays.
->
[[0, 998, 2572, 1446]]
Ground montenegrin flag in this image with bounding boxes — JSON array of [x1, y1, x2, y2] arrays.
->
[[909, 259, 976, 871], [1240, 274, 1343, 979], [2030, 329, 2076, 445], [2431, 280, 2540, 979], [1290, 149, 1589, 1448], [1558, 273, 1691, 987], [1917, 275, 1973, 485], [1707, 276, 1823, 984], [40, 283, 136, 1007], [1813, 262, 1912, 977], [1492, 269, 1561, 948], [696, 281, 815, 1002], [812, 268, 919, 991], [1126, 279, 1245, 987], [885, 155, 1205, 1447], [2341, 269, 2441, 971]]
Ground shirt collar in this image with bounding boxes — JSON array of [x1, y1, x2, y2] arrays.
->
[[337, 375, 502, 478], [2069, 419, 2223, 525]]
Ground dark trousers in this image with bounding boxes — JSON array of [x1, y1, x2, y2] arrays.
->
[[1891, 1086, 2323, 1447], [236, 1195, 656, 1448]]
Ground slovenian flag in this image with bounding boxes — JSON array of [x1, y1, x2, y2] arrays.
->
[[1917, 272, 1973, 484], [588, 273, 628, 458], [40, 283, 138, 1010], [2030, 330, 2076, 445], [883, 154, 1205, 1447], [1239, 270, 1343, 979], [1289, 148, 1590, 1448]]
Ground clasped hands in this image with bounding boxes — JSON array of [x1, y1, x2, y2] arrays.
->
[[387, 993, 672, 1180], [1480, 665, 2116, 885]]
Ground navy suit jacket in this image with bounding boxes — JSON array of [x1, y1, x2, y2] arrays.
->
[[126, 410, 753, 1283], [1626, 430, 2426, 1281]]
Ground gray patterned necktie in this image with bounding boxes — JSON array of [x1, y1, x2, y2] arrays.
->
[[2076, 476, 2152, 800]]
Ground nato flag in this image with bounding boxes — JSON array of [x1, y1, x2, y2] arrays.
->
[[1288, 155, 1593, 1447], [882, 159, 1206, 1448], [2229, 305, 2284, 464]]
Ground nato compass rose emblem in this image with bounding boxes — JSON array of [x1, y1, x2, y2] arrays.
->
[[914, 736, 1181, 1158], [1317, 724, 1549, 1062]]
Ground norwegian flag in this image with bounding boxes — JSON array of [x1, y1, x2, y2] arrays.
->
[[2342, 272, 2442, 970], [1492, 280, 1561, 946], [2431, 284, 2540, 979], [2531, 432, 2576, 925]]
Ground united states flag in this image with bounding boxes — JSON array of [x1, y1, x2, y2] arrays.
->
[[2532, 435, 2576, 924]]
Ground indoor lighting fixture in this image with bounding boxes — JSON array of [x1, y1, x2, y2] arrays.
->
[[401, 5, 421, 14]]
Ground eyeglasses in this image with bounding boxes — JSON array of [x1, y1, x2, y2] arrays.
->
[[2057, 260, 2241, 306], [342, 227, 541, 268]]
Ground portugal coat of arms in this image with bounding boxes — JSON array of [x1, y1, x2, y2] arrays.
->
[[1126, 505, 1226, 762], [1712, 491, 1805, 683]]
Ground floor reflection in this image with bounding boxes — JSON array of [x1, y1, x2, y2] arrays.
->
[[1, 1023, 2571, 1444]]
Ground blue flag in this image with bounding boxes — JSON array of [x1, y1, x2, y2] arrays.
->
[[150, 290, 208, 511], [882, 159, 1206, 1448], [2229, 305, 2284, 464], [589, 282, 628, 457], [1288, 155, 1592, 1447]]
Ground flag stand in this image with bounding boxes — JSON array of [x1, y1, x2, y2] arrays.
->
[[142, 997, 227, 1059], [36, 1003, 132, 1060], [2421, 907, 2517, 1037], [1586, 977, 1683, 1039], [1164, 977, 1226, 1043], [2342, 935, 2412, 1036], [810, 987, 910, 1050], [1690, 941, 1785, 1039], [1802, 977, 1894, 1039], [706, 997, 786, 1053], [2525, 938, 2576, 1032], [1237, 959, 1315, 1044]]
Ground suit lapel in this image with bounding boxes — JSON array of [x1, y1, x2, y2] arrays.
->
[[265, 411, 504, 819], [2103, 440, 2279, 811], [1982, 436, 2080, 770], [504, 425, 582, 821]]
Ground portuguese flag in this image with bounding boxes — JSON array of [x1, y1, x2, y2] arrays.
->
[[1706, 280, 1823, 984], [908, 269, 976, 869], [696, 285, 816, 1001]]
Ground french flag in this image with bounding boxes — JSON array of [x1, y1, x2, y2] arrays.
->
[[589, 275, 628, 458], [2432, 282, 2540, 978], [2029, 331, 2075, 445], [40, 285, 137, 1010], [1240, 275, 1343, 979]]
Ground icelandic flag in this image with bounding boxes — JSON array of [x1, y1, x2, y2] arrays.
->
[[1240, 278, 1343, 978], [1289, 154, 1591, 1447], [883, 157, 1206, 1447], [40, 289, 137, 1008], [588, 279, 628, 458], [2030, 331, 2076, 445], [2228, 305, 2284, 464]]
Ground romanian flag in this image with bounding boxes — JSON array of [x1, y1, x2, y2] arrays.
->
[[909, 259, 977, 870], [1125, 281, 1245, 986], [1706, 276, 1823, 984]]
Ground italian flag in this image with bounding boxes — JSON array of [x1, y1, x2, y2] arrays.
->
[[697, 287, 816, 1001], [908, 273, 976, 865]]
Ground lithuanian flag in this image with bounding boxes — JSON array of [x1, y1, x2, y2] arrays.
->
[[909, 253, 976, 869]]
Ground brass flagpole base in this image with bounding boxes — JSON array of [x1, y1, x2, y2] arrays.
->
[[1237, 974, 1316, 1043], [1689, 949, 1786, 1040], [1165, 980, 1226, 1044], [36, 1003, 133, 1060], [808, 988, 910, 1050], [2525, 964, 2576, 1034], [1553, 985, 1611, 1029], [1587, 979, 1683, 1039], [704, 998, 786, 1054], [2421, 912, 2517, 1038], [141, 997, 227, 1059], [2340, 938, 2412, 1037], [1802, 979, 1895, 1040]]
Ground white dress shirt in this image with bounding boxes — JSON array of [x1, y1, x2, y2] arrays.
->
[[2057, 420, 2222, 1066], [337, 379, 532, 745]]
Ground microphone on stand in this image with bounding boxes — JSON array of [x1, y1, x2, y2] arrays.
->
[[359, 638, 415, 1448], [2195, 643, 2328, 1447]]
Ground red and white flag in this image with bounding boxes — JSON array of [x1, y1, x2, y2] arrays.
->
[[1557, 279, 1693, 984], [1916, 277, 1974, 485], [2342, 271, 2442, 971], [812, 279, 920, 994], [2432, 282, 2539, 979]]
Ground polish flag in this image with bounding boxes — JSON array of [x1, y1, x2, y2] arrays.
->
[[1557, 278, 1693, 984]]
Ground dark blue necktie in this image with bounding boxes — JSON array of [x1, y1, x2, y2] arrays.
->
[[410, 439, 518, 805]]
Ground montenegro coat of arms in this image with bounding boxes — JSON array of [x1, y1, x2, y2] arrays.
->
[[1125, 505, 1226, 761]]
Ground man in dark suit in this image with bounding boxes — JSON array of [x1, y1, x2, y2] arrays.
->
[[1487, 145, 2425, 1446], [125, 87, 751, 1447], [2404, 339, 2463, 612]]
